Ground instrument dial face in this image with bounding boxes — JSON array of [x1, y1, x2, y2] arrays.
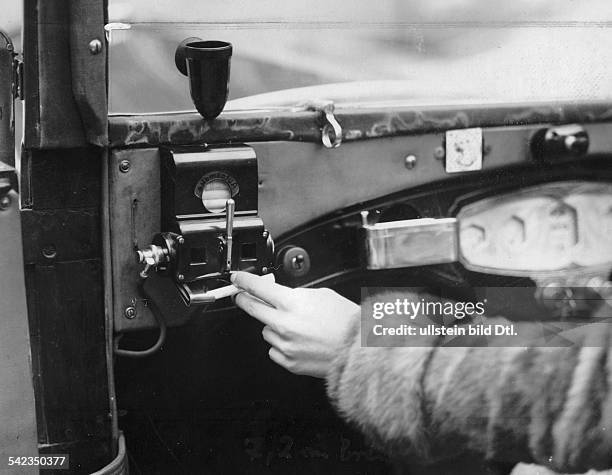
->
[[500, 216, 526, 253], [201, 179, 231, 213], [194, 171, 240, 213], [546, 202, 578, 252]]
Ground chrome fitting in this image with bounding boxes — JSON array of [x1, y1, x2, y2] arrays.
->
[[303, 99, 342, 149], [136, 244, 168, 278]]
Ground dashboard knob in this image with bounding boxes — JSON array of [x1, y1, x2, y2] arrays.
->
[[278, 246, 311, 278], [532, 124, 589, 160]]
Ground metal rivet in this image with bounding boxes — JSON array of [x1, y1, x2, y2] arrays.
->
[[262, 230, 269, 239], [434, 146, 446, 160], [124, 306, 136, 319], [41, 244, 57, 260], [177, 236, 185, 245], [119, 160, 131, 173], [89, 39, 103, 55], [0, 195, 11, 210], [262, 267, 269, 274], [404, 155, 417, 169], [177, 274, 185, 282]]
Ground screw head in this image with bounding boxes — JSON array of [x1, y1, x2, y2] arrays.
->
[[262, 230, 269, 239], [0, 195, 11, 210], [261, 267, 269, 274], [177, 236, 185, 245], [434, 146, 446, 160], [177, 274, 185, 282], [89, 39, 103, 55], [119, 160, 131, 173], [404, 155, 417, 169], [124, 306, 137, 319]]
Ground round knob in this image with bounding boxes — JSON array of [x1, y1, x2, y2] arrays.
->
[[278, 246, 311, 278], [534, 124, 589, 160]]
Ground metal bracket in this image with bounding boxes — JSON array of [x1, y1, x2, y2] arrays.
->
[[362, 216, 458, 269], [303, 99, 342, 149], [104, 22, 132, 44], [12, 58, 23, 100], [445, 127, 483, 173]]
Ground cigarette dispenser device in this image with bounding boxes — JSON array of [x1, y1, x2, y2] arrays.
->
[[136, 144, 274, 306]]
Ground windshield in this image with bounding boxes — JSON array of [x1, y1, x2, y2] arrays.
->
[[108, 0, 612, 114]]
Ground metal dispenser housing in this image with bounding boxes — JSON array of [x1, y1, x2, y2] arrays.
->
[[137, 144, 274, 306]]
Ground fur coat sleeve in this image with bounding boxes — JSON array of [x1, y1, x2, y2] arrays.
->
[[326, 291, 612, 473]]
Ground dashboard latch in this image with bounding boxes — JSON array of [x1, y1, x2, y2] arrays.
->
[[303, 99, 343, 149]]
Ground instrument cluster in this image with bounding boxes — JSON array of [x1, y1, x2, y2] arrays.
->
[[457, 182, 612, 277]]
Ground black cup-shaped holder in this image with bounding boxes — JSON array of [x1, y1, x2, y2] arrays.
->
[[175, 38, 233, 120]]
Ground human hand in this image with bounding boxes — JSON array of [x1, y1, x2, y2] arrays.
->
[[231, 272, 360, 378]]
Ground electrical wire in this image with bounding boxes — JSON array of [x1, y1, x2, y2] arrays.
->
[[114, 281, 167, 358]]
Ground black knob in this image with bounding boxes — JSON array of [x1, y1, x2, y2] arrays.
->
[[532, 124, 589, 161], [278, 246, 311, 278]]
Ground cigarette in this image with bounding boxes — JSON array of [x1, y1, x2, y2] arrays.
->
[[205, 272, 276, 300]]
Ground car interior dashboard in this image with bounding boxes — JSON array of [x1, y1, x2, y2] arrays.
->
[[6, 10, 612, 472], [107, 102, 612, 472]]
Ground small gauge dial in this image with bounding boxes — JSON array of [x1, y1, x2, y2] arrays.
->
[[500, 216, 526, 252], [546, 202, 578, 252], [194, 171, 240, 213], [201, 179, 231, 213]]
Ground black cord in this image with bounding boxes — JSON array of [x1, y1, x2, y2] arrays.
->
[[114, 281, 167, 358]]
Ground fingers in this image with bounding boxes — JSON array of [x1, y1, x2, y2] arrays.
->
[[262, 325, 286, 351], [268, 347, 293, 372], [231, 271, 291, 308], [234, 291, 280, 327]]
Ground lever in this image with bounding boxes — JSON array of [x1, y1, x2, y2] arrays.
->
[[224, 198, 235, 272]]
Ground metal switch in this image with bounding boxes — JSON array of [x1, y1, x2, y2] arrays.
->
[[224, 199, 235, 272]]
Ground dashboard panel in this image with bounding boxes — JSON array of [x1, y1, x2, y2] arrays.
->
[[108, 106, 612, 474], [107, 114, 612, 332]]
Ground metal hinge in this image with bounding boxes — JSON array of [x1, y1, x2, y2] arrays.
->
[[12, 56, 23, 100]]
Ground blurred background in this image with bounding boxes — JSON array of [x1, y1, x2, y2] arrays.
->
[[105, 0, 612, 112], [3, 0, 612, 113]]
